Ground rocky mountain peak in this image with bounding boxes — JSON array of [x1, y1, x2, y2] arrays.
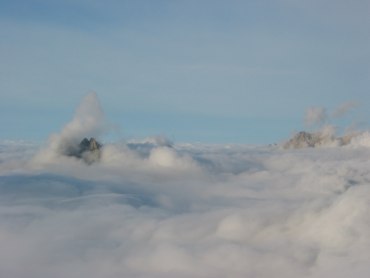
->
[[64, 137, 102, 164], [79, 137, 102, 152]]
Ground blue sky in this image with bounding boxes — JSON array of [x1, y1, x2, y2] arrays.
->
[[1, 0, 369, 143]]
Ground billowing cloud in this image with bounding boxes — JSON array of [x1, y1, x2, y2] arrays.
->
[[332, 101, 357, 118], [304, 107, 327, 126], [32, 92, 106, 165], [1, 96, 370, 277], [286, 102, 361, 149]]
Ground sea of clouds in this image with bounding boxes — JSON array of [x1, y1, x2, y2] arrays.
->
[[1, 94, 370, 277]]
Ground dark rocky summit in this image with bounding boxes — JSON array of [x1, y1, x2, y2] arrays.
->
[[284, 131, 319, 149], [78, 137, 102, 154], [283, 130, 355, 149], [66, 137, 102, 164]]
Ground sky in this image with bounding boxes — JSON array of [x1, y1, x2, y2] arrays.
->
[[1, 0, 369, 143], [1, 9, 370, 273]]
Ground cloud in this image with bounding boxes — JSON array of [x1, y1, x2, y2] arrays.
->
[[2, 96, 370, 277], [32, 92, 106, 165], [285, 102, 361, 149], [2, 138, 370, 277], [332, 101, 357, 118], [52, 91, 106, 147], [304, 107, 327, 126]]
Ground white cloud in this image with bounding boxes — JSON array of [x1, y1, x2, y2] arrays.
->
[[2, 96, 370, 277], [332, 101, 357, 118], [32, 92, 106, 165], [2, 138, 370, 277], [305, 107, 327, 126]]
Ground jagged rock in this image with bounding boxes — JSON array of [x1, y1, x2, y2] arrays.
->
[[286, 131, 316, 148], [79, 137, 101, 153], [65, 137, 102, 164], [283, 130, 355, 149], [283, 131, 332, 149]]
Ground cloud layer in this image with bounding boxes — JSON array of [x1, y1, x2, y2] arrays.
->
[[1, 96, 370, 277]]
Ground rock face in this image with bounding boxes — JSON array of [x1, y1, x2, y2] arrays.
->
[[79, 138, 102, 153], [284, 131, 320, 149], [66, 137, 102, 164], [283, 130, 355, 149]]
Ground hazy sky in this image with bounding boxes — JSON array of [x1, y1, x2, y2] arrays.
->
[[1, 0, 369, 143]]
